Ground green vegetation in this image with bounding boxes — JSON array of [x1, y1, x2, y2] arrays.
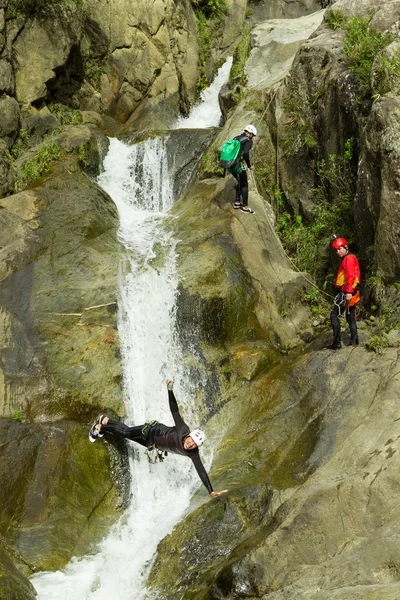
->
[[8, 0, 83, 18], [327, 12, 394, 97], [48, 102, 82, 126], [11, 411, 23, 421], [230, 24, 252, 84], [15, 139, 61, 192], [11, 128, 29, 159], [275, 139, 355, 284], [280, 88, 318, 156], [366, 333, 390, 354], [373, 51, 400, 97], [195, 0, 228, 19], [196, 11, 213, 93], [325, 9, 347, 31], [84, 56, 106, 91], [195, 0, 228, 94], [343, 16, 393, 94], [78, 143, 87, 168]]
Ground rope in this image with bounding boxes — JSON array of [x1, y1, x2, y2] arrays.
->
[[242, 79, 334, 302], [248, 168, 334, 301]]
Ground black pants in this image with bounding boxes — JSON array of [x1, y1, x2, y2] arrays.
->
[[101, 419, 170, 447], [232, 170, 249, 205], [101, 419, 150, 447], [330, 303, 358, 345]]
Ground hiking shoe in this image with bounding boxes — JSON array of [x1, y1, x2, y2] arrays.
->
[[347, 339, 359, 346], [89, 423, 99, 442], [325, 343, 341, 350], [240, 206, 255, 214], [233, 202, 242, 209], [89, 415, 106, 442], [97, 415, 106, 437]]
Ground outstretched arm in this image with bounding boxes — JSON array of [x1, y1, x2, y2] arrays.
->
[[166, 380, 190, 436], [191, 453, 228, 497]]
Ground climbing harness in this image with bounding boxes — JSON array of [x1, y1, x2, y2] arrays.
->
[[141, 420, 168, 464], [145, 445, 168, 464], [141, 420, 157, 436], [333, 291, 349, 316]]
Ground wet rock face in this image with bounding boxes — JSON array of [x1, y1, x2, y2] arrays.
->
[[149, 347, 400, 600], [0, 419, 128, 572], [256, 0, 400, 282], [0, 167, 123, 420], [4, 0, 196, 126], [0, 544, 37, 600], [0, 152, 130, 585]]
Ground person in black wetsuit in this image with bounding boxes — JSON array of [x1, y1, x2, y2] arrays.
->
[[230, 124, 257, 215], [89, 380, 228, 497]]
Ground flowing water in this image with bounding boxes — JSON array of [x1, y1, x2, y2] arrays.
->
[[31, 57, 232, 600]]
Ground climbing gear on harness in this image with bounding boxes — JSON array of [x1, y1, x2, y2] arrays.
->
[[141, 420, 157, 437], [145, 445, 168, 464], [189, 429, 206, 447], [334, 291, 348, 316]]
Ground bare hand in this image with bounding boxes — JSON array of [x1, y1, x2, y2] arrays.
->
[[210, 490, 228, 497], [345, 293, 352, 302], [166, 379, 175, 390]]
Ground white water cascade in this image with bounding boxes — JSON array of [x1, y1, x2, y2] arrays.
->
[[175, 56, 233, 128], [31, 58, 232, 600]]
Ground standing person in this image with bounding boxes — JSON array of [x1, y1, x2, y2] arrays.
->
[[89, 380, 228, 498], [326, 236, 361, 349], [231, 124, 257, 215]]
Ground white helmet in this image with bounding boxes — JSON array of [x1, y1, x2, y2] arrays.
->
[[189, 429, 205, 447], [244, 124, 257, 136]]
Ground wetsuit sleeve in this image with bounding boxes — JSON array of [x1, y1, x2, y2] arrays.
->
[[190, 451, 214, 493], [242, 138, 253, 168], [343, 254, 360, 293], [168, 389, 190, 436]]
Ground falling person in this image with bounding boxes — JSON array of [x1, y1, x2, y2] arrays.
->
[[89, 379, 228, 497]]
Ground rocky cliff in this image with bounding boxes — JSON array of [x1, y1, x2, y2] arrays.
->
[[0, 0, 399, 598]]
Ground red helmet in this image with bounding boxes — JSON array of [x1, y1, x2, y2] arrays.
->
[[332, 237, 348, 249]]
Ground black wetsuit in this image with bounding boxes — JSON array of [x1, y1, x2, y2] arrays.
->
[[229, 133, 253, 205], [101, 390, 213, 493]]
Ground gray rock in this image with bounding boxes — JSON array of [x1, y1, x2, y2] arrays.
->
[[0, 94, 20, 147], [0, 139, 16, 197], [0, 57, 13, 95], [21, 107, 60, 148]]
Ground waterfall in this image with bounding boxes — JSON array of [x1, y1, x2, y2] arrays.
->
[[175, 57, 233, 128], [31, 57, 231, 600]]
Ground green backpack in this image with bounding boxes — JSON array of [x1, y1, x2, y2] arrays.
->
[[219, 139, 241, 169]]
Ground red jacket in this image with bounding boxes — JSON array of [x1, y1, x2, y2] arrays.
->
[[334, 253, 360, 306]]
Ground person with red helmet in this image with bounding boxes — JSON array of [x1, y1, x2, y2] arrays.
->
[[326, 236, 361, 349]]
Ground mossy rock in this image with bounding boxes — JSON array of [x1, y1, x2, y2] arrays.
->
[[0, 544, 36, 600], [0, 418, 128, 572]]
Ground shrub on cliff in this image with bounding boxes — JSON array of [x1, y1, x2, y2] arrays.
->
[[8, 0, 83, 18]]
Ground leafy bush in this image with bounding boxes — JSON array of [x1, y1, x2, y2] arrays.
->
[[196, 0, 228, 19], [8, 0, 83, 18], [366, 334, 390, 354], [230, 24, 252, 83], [326, 9, 347, 30], [343, 16, 393, 93], [15, 140, 61, 192], [275, 140, 355, 283], [48, 102, 82, 126]]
